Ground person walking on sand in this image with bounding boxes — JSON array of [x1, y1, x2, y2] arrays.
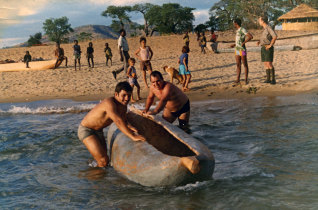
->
[[183, 31, 190, 48], [54, 42, 68, 69], [73, 40, 81, 71], [143, 71, 190, 129], [199, 32, 207, 54], [104, 43, 112, 66], [78, 81, 146, 168], [112, 29, 130, 79], [126, 58, 141, 102], [257, 16, 278, 85], [178, 46, 192, 92], [87, 42, 94, 68], [230, 18, 253, 85], [23, 51, 31, 68], [135, 37, 153, 88]]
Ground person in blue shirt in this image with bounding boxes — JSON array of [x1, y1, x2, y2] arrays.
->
[[178, 46, 191, 92]]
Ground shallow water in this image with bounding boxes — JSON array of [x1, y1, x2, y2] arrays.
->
[[0, 95, 318, 209]]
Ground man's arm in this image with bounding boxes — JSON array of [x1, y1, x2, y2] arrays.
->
[[143, 89, 155, 113], [148, 46, 153, 61], [106, 100, 145, 141], [242, 32, 253, 46], [149, 85, 170, 115]]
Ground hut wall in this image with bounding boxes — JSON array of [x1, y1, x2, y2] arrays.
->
[[282, 22, 318, 30]]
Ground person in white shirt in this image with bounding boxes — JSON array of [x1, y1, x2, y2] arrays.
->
[[112, 29, 130, 79]]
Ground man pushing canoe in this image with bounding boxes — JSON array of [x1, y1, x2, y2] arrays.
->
[[142, 71, 200, 174], [78, 81, 145, 167]]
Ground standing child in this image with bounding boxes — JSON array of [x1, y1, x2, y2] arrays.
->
[[199, 32, 207, 54], [126, 58, 141, 102], [73, 40, 81, 70], [178, 46, 192, 92], [135, 37, 153, 88], [87, 42, 94, 68], [24, 51, 32, 68], [104, 43, 112, 66], [183, 31, 190, 48]]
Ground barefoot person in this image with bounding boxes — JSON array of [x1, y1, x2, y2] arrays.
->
[[143, 71, 190, 129], [257, 16, 277, 85], [54, 42, 68, 69], [178, 46, 192, 91], [230, 18, 253, 85], [126, 58, 141, 102], [73, 40, 81, 71], [135, 37, 153, 88], [78, 81, 146, 167]]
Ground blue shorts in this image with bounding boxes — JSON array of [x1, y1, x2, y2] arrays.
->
[[179, 64, 191, 75]]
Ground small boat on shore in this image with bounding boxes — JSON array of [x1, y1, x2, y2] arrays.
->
[[0, 59, 62, 72], [107, 107, 215, 187]]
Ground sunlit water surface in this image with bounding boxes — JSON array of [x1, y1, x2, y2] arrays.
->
[[0, 95, 318, 209]]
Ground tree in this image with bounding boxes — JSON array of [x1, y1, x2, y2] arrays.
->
[[131, 3, 155, 36], [27, 32, 42, 46], [146, 3, 195, 35], [43, 16, 73, 43], [77, 32, 93, 41], [101, 6, 131, 30], [208, 0, 318, 31], [194, 24, 208, 33]]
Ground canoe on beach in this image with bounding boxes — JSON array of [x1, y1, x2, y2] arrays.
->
[[0, 59, 62, 72], [107, 107, 215, 187]]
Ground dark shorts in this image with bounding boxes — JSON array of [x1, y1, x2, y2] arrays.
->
[[140, 60, 152, 71], [87, 53, 94, 59], [78, 124, 104, 142], [261, 46, 274, 62], [171, 100, 190, 118]]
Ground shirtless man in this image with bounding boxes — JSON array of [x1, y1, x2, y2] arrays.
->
[[142, 71, 200, 174], [78, 81, 146, 167], [54, 42, 68, 69], [143, 71, 190, 128]]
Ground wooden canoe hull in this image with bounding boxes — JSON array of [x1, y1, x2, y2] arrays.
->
[[107, 108, 215, 187], [0, 59, 61, 72]]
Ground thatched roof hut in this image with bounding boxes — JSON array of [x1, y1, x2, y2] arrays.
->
[[278, 4, 318, 30]]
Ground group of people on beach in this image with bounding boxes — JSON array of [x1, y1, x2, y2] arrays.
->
[[53, 40, 113, 71], [77, 15, 277, 169]]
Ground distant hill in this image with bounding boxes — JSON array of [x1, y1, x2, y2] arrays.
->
[[68, 24, 119, 41]]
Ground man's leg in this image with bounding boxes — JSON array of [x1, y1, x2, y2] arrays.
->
[[235, 55, 241, 83], [242, 55, 249, 84], [162, 108, 177, 123], [83, 135, 109, 167]]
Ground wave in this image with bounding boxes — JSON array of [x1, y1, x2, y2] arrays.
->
[[0, 103, 96, 115]]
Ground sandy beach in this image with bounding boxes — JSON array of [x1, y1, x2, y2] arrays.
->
[[0, 30, 318, 103]]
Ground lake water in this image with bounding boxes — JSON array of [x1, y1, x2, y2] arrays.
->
[[0, 94, 317, 209]]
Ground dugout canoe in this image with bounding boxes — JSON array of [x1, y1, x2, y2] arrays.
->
[[0, 59, 62, 72], [107, 106, 215, 187]]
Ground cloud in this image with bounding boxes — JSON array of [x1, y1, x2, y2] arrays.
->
[[193, 9, 210, 25], [0, 37, 28, 48], [88, 0, 149, 6], [0, 0, 48, 25]]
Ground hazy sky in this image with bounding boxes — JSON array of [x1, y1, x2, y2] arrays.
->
[[0, 0, 218, 48]]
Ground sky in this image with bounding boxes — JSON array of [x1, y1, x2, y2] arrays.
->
[[0, 0, 218, 48]]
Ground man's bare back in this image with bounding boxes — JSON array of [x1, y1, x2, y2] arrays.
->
[[143, 71, 190, 127], [78, 82, 145, 168], [150, 81, 188, 113], [81, 97, 126, 131]]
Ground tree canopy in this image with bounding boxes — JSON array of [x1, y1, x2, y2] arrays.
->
[[146, 3, 195, 34], [101, 6, 131, 30], [27, 32, 42, 46], [208, 0, 318, 31], [77, 32, 93, 41], [43, 16, 73, 43], [131, 3, 155, 36]]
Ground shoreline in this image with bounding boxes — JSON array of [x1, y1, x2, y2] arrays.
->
[[1, 83, 317, 104], [1, 31, 318, 104]]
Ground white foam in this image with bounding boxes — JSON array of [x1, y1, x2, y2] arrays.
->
[[0, 103, 96, 114], [172, 180, 210, 192]]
